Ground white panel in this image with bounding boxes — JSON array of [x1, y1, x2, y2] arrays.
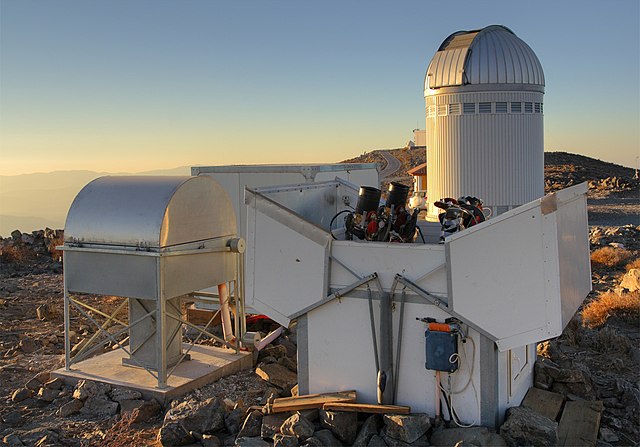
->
[[555, 185, 592, 326], [246, 201, 328, 326], [330, 242, 447, 293], [306, 298, 483, 425], [447, 206, 550, 346], [307, 298, 379, 402]]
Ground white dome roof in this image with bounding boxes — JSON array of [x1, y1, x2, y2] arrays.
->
[[426, 25, 545, 90]]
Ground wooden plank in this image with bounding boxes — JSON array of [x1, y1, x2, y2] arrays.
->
[[270, 390, 357, 413], [322, 402, 411, 414], [186, 305, 222, 326], [558, 400, 603, 447], [522, 387, 565, 421]]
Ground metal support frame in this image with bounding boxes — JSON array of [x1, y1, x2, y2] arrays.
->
[[393, 274, 494, 341], [62, 251, 248, 389]]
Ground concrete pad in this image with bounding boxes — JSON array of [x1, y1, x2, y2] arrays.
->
[[52, 344, 253, 402]]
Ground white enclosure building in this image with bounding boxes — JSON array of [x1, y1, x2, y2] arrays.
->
[[424, 25, 545, 219]]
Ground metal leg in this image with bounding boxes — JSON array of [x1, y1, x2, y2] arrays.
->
[[63, 282, 70, 371], [157, 296, 167, 388]]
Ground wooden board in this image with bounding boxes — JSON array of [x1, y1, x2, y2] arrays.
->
[[270, 390, 357, 413], [322, 402, 410, 414], [186, 305, 222, 326], [522, 387, 565, 421], [558, 400, 603, 447]]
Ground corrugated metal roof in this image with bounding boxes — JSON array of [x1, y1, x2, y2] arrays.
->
[[426, 25, 544, 90]]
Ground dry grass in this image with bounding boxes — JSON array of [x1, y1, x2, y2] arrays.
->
[[582, 290, 640, 328], [625, 258, 640, 271], [95, 413, 160, 447], [48, 235, 64, 260], [590, 247, 634, 269], [0, 244, 34, 264]]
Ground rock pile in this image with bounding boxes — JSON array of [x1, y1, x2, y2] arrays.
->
[[589, 225, 640, 250], [0, 228, 64, 275], [158, 405, 453, 447], [4, 375, 162, 446]]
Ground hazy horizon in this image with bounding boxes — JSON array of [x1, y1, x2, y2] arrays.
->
[[1, 1, 638, 176]]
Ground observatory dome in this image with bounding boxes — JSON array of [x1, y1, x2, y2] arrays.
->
[[426, 25, 545, 90], [423, 25, 545, 220]]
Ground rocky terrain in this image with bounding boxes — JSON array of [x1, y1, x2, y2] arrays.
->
[[0, 152, 638, 446]]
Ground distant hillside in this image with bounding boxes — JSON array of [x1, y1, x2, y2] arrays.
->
[[1, 154, 636, 237], [343, 148, 637, 190], [0, 166, 190, 237]]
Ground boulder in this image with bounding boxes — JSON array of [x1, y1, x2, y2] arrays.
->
[[3, 433, 24, 446], [201, 434, 221, 447], [281, 412, 315, 441], [367, 435, 387, 447], [239, 409, 264, 438], [81, 396, 119, 417], [278, 356, 298, 373], [382, 414, 431, 444], [320, 409, 358, 445], [119, 399, 146, 415], [500, 406, 558, 447], [11, 388, 34, 403], [261, 413, 289, 439], [109, 387, 143, 402], [57, 398, 84, 417], [43, 378, 64, 390], [259, 344, 288, 361], [353, 414, 382, 447], [36, 304, 52, 321], [3, 410, 24, 426], [158, 421, 194, 446], [381, 435, 410, 446], [301, 436, 323, 447], [235, 437, 271, 447], [164, 398, 226, 436], [72, 380, 110, 401], [18, 339, 38, 354], [36, 387, 60, 402], [131, 399, 162, 423], [313, 429, 342, 446], [430, 427, 507, 447], [225, 407, 245, 434], [256, 363, 298, 391], [274, 434, 299, 447]]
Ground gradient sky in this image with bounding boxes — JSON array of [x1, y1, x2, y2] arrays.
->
[[1, 0, 638, 176]]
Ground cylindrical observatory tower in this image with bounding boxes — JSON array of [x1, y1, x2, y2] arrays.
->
[[424, 25, 545, 219]]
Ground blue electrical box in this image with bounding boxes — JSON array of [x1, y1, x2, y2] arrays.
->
[[425, 329, 459, 372]]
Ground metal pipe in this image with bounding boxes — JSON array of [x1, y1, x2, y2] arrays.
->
[[367, 285, 380, 373], [68, 298, 128, 327], [165, 313, 235, 350], [233, 279, 239, 354], [63, 259, 70, 370], [394, 274, 495, 341], [218, 283, 234, 342], [375, 276, 393, 405], [73, 300, 128, 359], [71, 307, 156, 364], [156, 259, 167, 388], [393, 287, 406, 404], [289, 273, 377, 320], [435, 371, 441, 418]]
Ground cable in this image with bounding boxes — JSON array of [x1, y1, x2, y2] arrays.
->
[[329, 210, 352, 240], [441, 331, 480, 427]]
